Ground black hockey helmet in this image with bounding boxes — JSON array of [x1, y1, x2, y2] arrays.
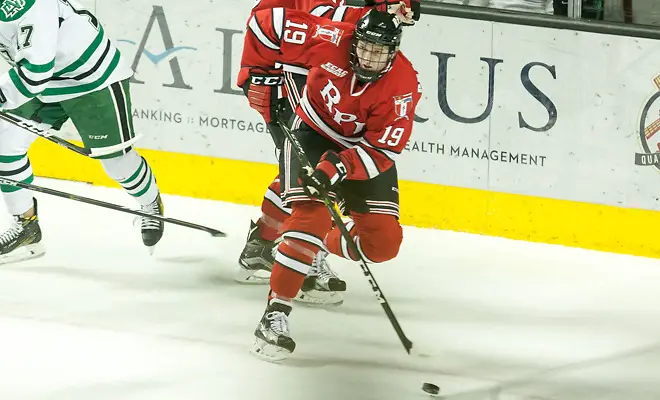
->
[[349, 8, 403, 83]]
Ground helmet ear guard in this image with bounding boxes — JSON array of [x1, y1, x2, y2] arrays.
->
[[349, 9, 403, 83]]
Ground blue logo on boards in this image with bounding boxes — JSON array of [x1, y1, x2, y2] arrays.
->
[[118, 39, 197, 65]]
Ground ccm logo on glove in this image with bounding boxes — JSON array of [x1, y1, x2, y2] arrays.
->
[[242, 68, 283, 123], [250, 75, 284, 86]]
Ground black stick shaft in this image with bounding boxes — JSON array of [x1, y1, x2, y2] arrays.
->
[[278, 118, 413, 354], [0, 177, 226, 237], [0, 111, 91, 156]]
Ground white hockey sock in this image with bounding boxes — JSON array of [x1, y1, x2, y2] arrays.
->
[[100, 150, 159, 206], [0, 154, 35, 215]]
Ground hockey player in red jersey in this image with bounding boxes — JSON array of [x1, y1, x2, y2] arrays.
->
[[235, 0, 352, 305], [239, 7, 421, 361], [236, 0, 419, 308]]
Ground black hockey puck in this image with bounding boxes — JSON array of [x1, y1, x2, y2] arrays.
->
[[422, 382, 440, 395]]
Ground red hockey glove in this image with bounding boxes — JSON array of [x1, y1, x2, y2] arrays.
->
[[300, 150, 348, 198], [241, 68, 283, 123]]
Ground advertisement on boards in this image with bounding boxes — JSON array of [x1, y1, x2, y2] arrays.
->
[[396, 14, 660, 210], [96, 1, 277, 164], [486, 23, 660, 210], [13, 0, 660, 211], [397, 17, 551, 190]]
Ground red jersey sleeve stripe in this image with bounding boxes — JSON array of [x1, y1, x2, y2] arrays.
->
[[272, 8, 284, 42], [330, 6, 348, 21], [310, 4, 333, 17], [354, 146, 381, 179], [248, 14, 280, 51]]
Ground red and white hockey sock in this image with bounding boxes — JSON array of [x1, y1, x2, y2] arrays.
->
[[257, 176, 291, 242], [269, 202, 332, 298]]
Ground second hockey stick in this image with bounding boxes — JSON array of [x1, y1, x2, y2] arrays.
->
[[0, 176, 227, 237], [0, 111, 141, 158], [277, 117, 413, 354]]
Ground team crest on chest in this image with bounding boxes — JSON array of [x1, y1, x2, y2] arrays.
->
[[312, 25, 344, 46], [1, 0, 27, 20], [393, 93, 413, 121]]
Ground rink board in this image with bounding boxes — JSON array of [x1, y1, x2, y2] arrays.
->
[[28, 139, 660, 259], [26, 1, 660, 258]]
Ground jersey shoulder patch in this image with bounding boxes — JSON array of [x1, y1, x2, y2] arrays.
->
[[0, 0, 35, 22]]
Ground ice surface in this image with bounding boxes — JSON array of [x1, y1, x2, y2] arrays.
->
[[1, 178, 659, 400]]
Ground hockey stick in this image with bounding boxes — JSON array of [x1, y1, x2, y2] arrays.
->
[[0, 176, 227, 237], [0, 111, 141, 158], [277, 117, 413, 354]]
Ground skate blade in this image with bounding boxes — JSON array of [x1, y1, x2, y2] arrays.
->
[[294, 289, 344, 307], [234, 266, 271, 285], [249, 337, 292, 362], [147, 246, 155, 256], [0, 243, 46, 266]]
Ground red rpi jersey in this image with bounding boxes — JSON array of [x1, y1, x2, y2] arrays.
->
[[237, 0, 366, 106], [240, 8, 421, 180], [251, 0, 341, 17], [249, 0, 371, 22]]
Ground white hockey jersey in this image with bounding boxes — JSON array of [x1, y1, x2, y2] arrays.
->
[[0, 0, 133, 110]]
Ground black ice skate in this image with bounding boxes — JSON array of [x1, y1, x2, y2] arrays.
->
[[140, 194, 164, 254], [235, 220, 279, 284], [0, 198, 45, 265], [251, 299, 296, 362], [295, 250, 346, 307]]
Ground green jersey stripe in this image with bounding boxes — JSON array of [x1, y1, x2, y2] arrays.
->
[[42, 49, 120, 96], [8, 69, 37, 98], [53, 25, 105, 78], [20, 58, 55, 74], [17, 65, 51, 88]]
